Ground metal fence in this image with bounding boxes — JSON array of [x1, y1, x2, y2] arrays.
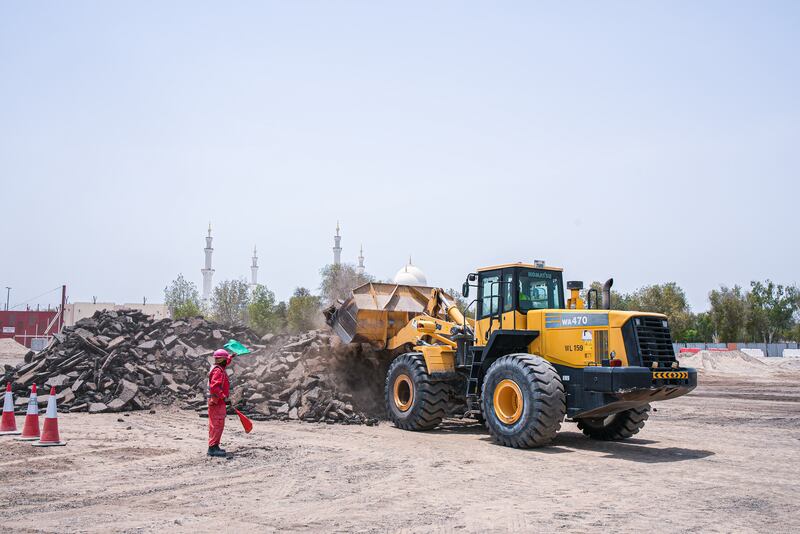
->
[[672, 342, 800, 358]]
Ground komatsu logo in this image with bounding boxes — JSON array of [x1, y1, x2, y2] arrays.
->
[[545, 313, 609, 328]]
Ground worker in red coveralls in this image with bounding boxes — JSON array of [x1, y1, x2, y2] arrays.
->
[[207, 348, 233, 457]]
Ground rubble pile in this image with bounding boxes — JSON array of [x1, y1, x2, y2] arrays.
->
[[0, 309, 385, 425], [223, 332, 386, 425], [0, 309, 261, 414]]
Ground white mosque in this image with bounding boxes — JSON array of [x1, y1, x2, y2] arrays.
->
[[331, 222, 427, 286], [200, 224, 259, 305], [200, 222, 428, 304], [393, 257, 428, 286]]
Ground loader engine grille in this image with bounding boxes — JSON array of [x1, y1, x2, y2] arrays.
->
[[634, 316, 676, 366], [623, 316, 676, 367]]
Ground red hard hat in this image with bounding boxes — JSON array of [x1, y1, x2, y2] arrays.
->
[[213, 349, 232, 365]]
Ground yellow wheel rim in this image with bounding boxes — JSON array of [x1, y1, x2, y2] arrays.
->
[[493, 379, 523, 425], [393, 374, 414, 412]]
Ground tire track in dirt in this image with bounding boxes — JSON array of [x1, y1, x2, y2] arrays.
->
[[3, 388, 799, 533]]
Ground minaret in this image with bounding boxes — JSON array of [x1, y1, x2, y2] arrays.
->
[[357, 244, 365, 275], [333, 221, 342, 265], [201, 223, 214, 304], [250, 245, 259, 291]]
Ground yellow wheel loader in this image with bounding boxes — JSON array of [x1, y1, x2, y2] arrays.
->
[[324, 262, 697, 448]]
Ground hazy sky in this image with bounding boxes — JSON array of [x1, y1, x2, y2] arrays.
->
[[1, 1, 798, 312]]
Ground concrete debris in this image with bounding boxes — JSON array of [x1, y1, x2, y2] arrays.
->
[[0, 308, 384, 425], [198, 329, 384, 425], [0, 309, 260, 415]]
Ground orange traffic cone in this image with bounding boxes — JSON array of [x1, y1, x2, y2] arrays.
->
[[14, 384, 41, 441], [0, 383, 20, 435], [33, 386, 66, 447]]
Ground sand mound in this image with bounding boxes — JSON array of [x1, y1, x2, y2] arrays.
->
[[678, 350, 800, 378], [0, 338, 29, 368], [677, 350, 776, 376]]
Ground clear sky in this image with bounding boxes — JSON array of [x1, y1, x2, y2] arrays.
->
[[1, 1, 798, 312]]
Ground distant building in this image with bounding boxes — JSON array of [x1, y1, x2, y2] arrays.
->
[[333, 221, 342, 265], [394, 257, 428, 286], [331, 222, 366, 270], [0, 309, 60, 349], [250, 245, 259, 293], [200, 224, 261, 301], [202, 223, 215, 305]]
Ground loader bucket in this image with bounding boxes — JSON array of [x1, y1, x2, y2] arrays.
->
[[324, 283, 445, 348]]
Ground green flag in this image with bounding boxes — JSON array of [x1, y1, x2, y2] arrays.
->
[[224, 339, 251, 355]]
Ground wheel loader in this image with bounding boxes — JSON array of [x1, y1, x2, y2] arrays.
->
[[324, 261, 697, 448]]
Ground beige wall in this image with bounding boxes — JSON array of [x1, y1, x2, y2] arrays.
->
[[65, 302, 170, 326]]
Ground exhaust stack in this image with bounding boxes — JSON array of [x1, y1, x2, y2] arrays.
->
[[602, 278, 614, 310]]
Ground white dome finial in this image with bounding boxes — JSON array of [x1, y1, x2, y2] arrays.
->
[[394, 256, 427, 286]]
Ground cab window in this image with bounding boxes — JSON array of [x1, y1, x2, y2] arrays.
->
[[479, 271, 501, 318], [502, 271, 514, 312], [518, 269, 564, 311]]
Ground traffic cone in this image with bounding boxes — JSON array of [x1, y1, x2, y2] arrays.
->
[[0, 383, 20, 435], [33, 386, 66, 447], [14, 384, 41, 441]]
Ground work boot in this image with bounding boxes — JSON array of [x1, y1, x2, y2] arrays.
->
[[207, 445, 226, 457]]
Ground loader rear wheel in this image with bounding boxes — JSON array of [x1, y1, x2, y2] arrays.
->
[[481, 354, 566, 448], [576, 405, 650, 440], [385, 353, 450, 431]]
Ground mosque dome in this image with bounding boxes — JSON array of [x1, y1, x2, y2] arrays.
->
[[394, 258, 428, 286]]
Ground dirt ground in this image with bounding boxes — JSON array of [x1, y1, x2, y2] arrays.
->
[[2, 374, 799, 534]]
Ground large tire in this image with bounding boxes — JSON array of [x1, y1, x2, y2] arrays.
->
[[385, 353, 450, 431], [481, 354, 566, 448], [576, 405, 650, 440]]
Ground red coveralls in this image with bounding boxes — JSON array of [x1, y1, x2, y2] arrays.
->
[[208, 364, 230, 447]]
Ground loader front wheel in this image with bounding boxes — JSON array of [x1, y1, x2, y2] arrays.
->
[[482, 354, 566, 448], [385, 353, 450, 431], [576, 405, 650, 440]]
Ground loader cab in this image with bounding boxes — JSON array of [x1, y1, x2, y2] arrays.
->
[[473, 263, 565, 343]]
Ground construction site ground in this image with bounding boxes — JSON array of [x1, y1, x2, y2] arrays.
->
[[3, 374, 799, 534]]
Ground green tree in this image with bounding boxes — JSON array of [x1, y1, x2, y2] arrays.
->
[[319, 263, 374, 305], [446, 288, 472, 316], [589, 282, 694, 341], [274, 301, 288, 333], [788, 323, 800, 343], [622, 283, 694, 341], [287, 287, 322, 333], [164, 274, 201, 319], [708, 285, 748, 342], [694, 312, 715, 342], [581, 281, 626, 310], [211, 279, 250, 326], [679, 312, 714, 343], [247, 284, 282, 335], [746, 280, 799, 343]]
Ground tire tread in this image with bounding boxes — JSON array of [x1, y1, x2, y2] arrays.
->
[[481, 354, 566, 448], [385, 353, 450, 431], [576, 405, 650, 440]]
